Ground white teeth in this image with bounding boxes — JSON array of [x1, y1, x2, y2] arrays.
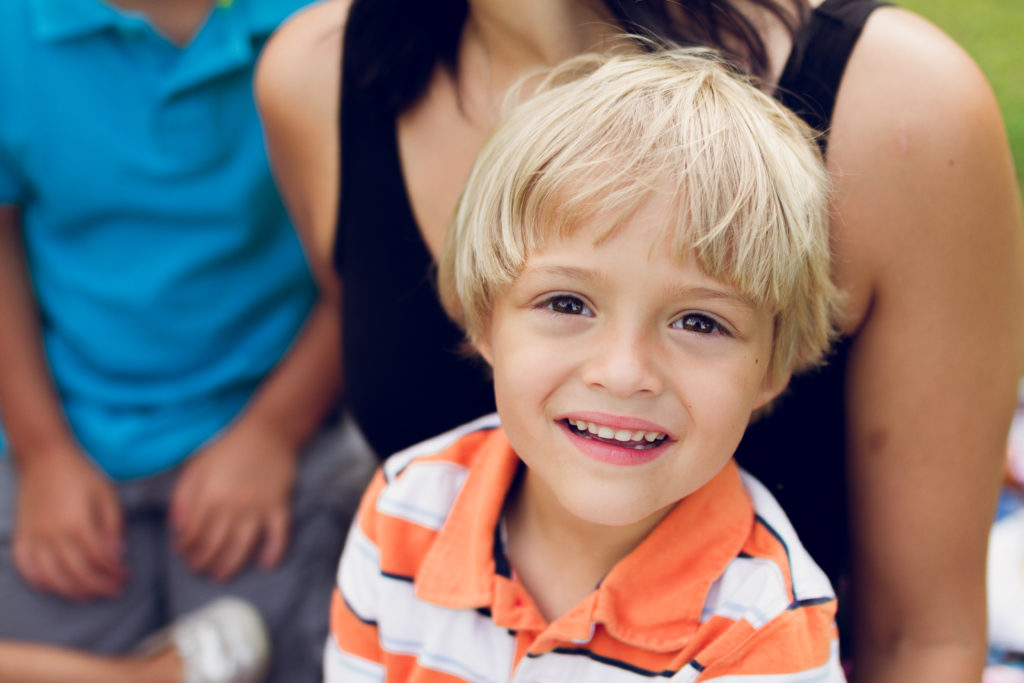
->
[[568, 419, 666, 443]]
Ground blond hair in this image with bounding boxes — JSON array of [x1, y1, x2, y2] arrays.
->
[[438, 48, 840, 385]]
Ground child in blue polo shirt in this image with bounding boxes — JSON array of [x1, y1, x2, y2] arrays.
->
[[0, 1, 375, 681]]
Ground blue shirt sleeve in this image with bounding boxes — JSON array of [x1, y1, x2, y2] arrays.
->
[[0, 141, 26, 206]]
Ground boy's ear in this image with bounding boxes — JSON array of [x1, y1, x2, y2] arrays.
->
[[471, 333, 495, 367], [752, 369, 791, 411]]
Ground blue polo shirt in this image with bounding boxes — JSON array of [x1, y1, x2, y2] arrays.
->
[[0, 0, 315, 479]]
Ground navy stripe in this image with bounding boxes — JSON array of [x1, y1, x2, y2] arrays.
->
[[380, 570, 415, 583], [690, 659, 707, 672], [754, 513, 796, 595], [342, 594, 378, 627], [790, 596, 835, 609], [527, 647, 676, 678]]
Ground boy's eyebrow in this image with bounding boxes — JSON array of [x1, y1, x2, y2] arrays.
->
[[666, 284, 757, 310], [521, 264, 607, 284]]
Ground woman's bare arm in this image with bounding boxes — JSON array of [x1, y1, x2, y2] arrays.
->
[[829, 9, 1024, 681], [255, 0, 350, 293]]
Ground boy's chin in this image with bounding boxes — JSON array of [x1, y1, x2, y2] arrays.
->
[[558, 489, 675, 531]]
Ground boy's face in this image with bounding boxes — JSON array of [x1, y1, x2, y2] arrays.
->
[[476, 194, 787, 530]]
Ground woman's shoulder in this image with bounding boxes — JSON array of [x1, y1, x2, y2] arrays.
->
[[838, 6, 998, 135], [255, 0, 354, 268], [256, 0, 350, 110], [831, 6, 999, 171]]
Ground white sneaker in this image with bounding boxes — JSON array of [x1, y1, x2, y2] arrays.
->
[[141, 597, 271, 683]]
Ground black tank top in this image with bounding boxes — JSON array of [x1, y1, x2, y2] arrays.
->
[[335, 0, 888, 587]]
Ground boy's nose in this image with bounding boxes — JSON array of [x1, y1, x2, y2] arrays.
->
[[581, 326, 663, 397]]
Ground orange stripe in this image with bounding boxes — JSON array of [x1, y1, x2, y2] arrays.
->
[[375, 514, 440, 578], [329, 589, 382, 664]]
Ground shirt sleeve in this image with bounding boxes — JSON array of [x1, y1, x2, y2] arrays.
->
[[0, 145, 27, 206]]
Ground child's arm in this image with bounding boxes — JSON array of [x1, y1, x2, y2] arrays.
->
[[163, 2, 348, 581], [169, 296, 342, 581], [164, 0, 355, 582], [169, 2, 352, 581], [0, 206, 127, 600]]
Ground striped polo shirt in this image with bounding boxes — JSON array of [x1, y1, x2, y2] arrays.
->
[[327, 414, 845, 682]]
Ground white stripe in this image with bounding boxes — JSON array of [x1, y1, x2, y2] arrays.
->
[[337, 523, 381, 622], [700, 556, 791, 627], [671, 664, 702, 682], [340, 557, 516, 683], [377, 461, 469, 530], [323, 636, 384, 682], [383, 413, 502, 481], [701, 639, 845, 683], [739, 470, 835, 602]]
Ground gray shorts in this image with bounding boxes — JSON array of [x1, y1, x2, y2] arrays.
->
[[0, 413, 378, 683]]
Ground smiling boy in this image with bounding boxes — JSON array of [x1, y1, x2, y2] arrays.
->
[[326, 49, 845, 682]]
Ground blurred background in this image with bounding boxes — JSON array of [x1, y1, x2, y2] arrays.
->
[[898, 0, 1023, 197]]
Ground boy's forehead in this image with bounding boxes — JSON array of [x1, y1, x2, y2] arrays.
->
[[511, 196, 763, 313], [528, 187, 689, 261]]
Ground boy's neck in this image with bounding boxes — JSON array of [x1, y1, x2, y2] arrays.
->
[[504, 469, 673, 622], [105, 0, 214, 46]]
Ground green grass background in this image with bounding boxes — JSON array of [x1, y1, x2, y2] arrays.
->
[[896, 0, 1024, 197]]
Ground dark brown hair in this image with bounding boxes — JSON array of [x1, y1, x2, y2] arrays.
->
[[344, 0, 809, 112]]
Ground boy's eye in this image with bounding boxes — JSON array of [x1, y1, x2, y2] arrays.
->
[[672, 313, 724, 335], [544, 295, 593, 316]]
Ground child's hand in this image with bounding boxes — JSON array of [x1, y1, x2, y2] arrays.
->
[[170, 419, 298, 582], [12, 445, 127, 601]]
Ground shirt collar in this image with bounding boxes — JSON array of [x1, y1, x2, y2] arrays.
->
[[30, 0, 128, 42], [236, 0, 309, 38], [29, 0, 300, 43], [415, 430, 754, 653]]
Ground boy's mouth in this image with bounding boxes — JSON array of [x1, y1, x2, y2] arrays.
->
[[563, 419, 667, 450]]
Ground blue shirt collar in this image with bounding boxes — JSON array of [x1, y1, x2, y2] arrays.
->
[[30, 0, 129, 42], [29, 0, 299, 44]]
